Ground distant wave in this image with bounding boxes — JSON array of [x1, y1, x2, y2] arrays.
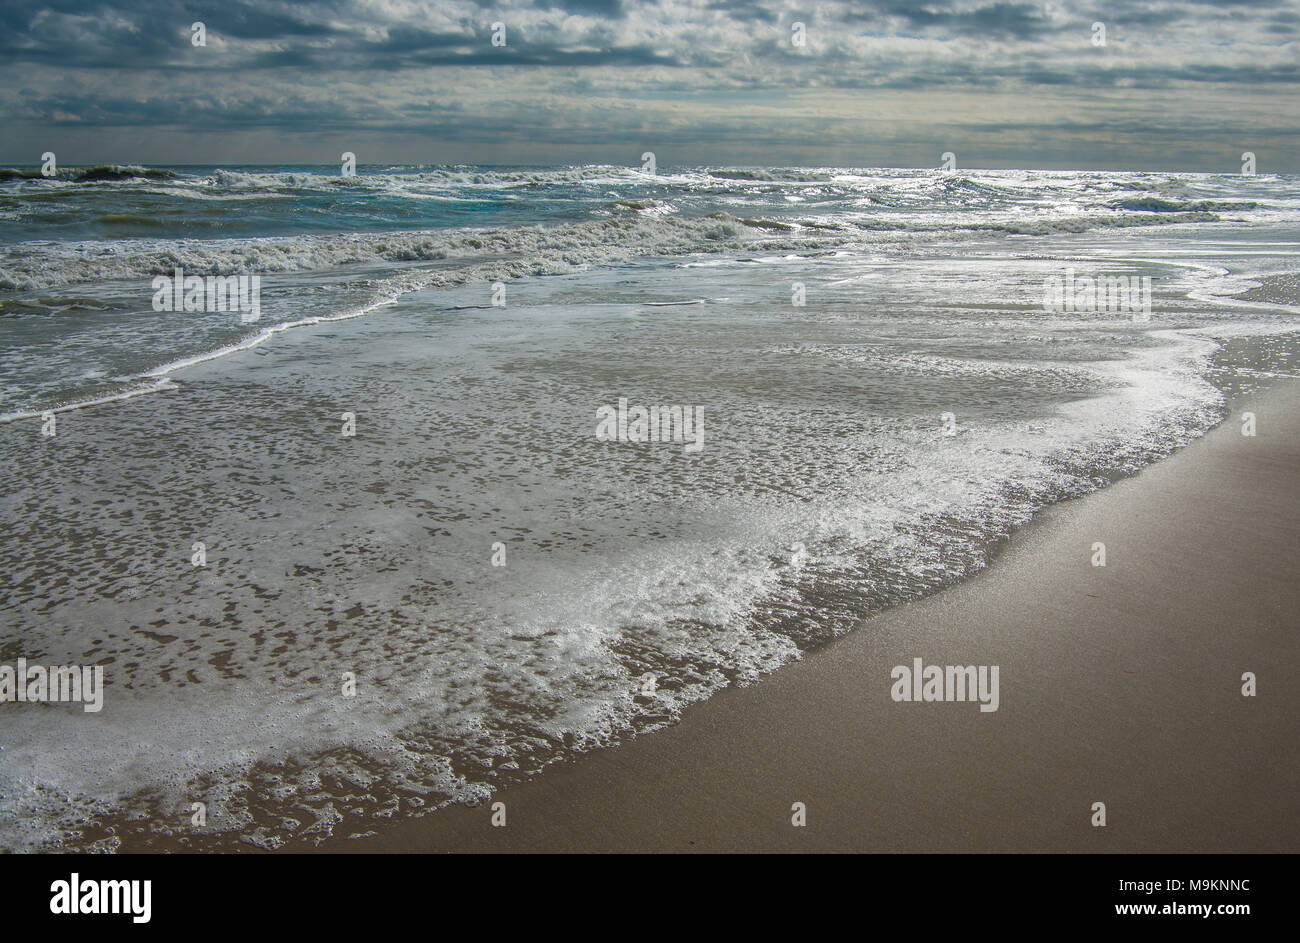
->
[[0, 165, 180, 183], [0, 212, 765, 291], [1113, 197, 1260, 213], [708, 168, 833, 182], [72, 165, 180, 183], [0, 207, 1248, 292]]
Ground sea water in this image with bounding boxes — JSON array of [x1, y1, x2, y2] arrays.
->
[[0, 165, 1297, 849]]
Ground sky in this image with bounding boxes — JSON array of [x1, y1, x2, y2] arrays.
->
[[1, 0, 1298, 171]]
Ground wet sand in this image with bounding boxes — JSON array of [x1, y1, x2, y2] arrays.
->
[[327, 379, 1300, 853]]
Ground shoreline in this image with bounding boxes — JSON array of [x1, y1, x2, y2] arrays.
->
[[313, 378, 1299, 853], [8, 300, 1294, 854]]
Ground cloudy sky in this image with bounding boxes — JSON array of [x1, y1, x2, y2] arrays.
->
[[2, 0, 1297, 170]]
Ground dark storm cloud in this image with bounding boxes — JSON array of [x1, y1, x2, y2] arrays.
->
[[0, 0, 1290, 80], [705, 0, 779, 24], [880, 2, 1054, 39], [534, 0, 627, 16], [0, 0, 1296, 168]]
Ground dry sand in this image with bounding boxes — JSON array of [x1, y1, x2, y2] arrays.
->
[[326, 381, 1299, 854]]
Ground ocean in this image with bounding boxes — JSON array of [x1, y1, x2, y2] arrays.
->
[[1, 164, 1297, 850]]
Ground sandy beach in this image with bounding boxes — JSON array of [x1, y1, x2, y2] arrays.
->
[[328, 377, 1300, 854]]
